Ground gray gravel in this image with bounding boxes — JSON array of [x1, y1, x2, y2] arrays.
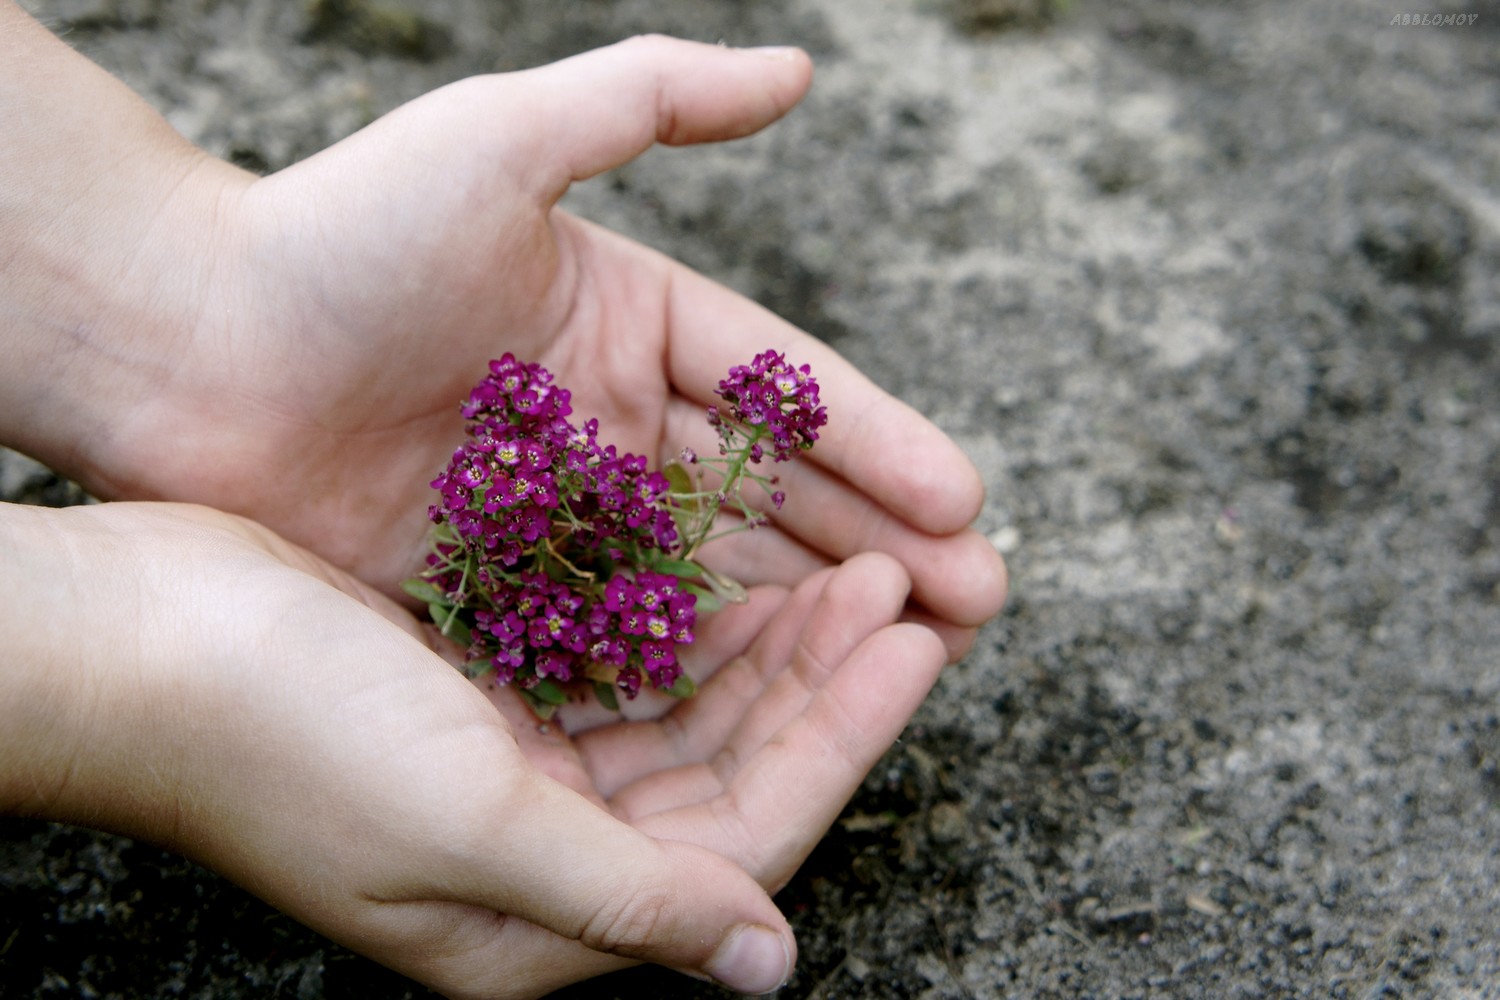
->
[[4, 0, 1499, 997]]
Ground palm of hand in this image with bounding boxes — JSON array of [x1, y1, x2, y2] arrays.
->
[[445, 548, 947, 994], [105, 38, 1000, 651], [180, 108, 682, 588], [145, 65, 815, 594], [123, 505, 944, 998]]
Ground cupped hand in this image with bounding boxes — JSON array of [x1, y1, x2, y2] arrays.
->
[[0, 501, 946, 998], [67, 35, 1004, 655]]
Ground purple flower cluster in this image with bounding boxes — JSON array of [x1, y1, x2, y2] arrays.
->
[[423, 354, 694, 698], [415, 350, 825, 714], [433, 355, 678, 559], [460, 569, 690, 693], [601, 571, 696, 694], [713, 350, 829, 462]]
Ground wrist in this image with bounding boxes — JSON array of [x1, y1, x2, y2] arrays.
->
[[0, 503, 202, 844], [0, 4, 252, 491], [0, 503, 99, 817]]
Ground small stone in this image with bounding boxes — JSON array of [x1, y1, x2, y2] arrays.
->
[[928, 800, 969, 843], [988, 525, 1021, 553]]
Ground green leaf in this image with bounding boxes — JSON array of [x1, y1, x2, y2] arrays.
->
[[650, 557, 707, 579], [681, 582, 723, 614], [666, 673, 698, 698], [663, 460, 713, 542], [427, 603, 472, 646], [669, 504, 703, 546], [593, 682, 620, 712], [401, 578, 448, 604], [443, 617, 472, 646], [702, 568, 749, 605], [662, 461, 700, 506], [529, 678, 568, 705], [519, 689, 559, 721]]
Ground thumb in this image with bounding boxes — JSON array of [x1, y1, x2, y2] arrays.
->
[[502, 34, 814, 199], [429, 768, 797, 995]]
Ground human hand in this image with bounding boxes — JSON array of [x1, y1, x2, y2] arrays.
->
[[0, 501, 946, 998], [1, 27, 1005, 655]]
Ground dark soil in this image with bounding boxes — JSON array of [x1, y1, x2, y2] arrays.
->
[[5, 0, 1499, 997]]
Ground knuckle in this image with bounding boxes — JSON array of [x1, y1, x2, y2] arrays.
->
[[579, 886, 678, 957], [617, 32, 675, 55]]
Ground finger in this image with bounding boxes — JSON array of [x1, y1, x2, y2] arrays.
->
[[651, 521, 980, 663], [558, 219, 988, 540], [503, 36, 813, 200], [576, 563, 841, 796], [701, 552, 916, 766], [547, 582, 792, 734], [686, 511, 833, 590], [359, 896, 774, 1000], [664, 392, 1010, 629], [547, 219, 1007, 628], [594, 552, 912, 812], [411, 768, 796, 995], [337, 897, 630, 1000], [901, 605, 980, 663], [638, 620, 947, 889], [659, 257, 988, 536]]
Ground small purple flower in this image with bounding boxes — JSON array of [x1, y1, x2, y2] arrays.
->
[[620, 610, 647, 636], [616, 666, 643, 698], [644, 614, 671, 640], [535, 649, 574, 682], [642, 641, 681, 688], [604, 576, 636, 612], [590, 636, 628, 666]]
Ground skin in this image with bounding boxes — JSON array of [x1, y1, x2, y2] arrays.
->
[[1, 22, 1004, 654], [0, 502, 946, 998], [1, 5, 1008, 996]]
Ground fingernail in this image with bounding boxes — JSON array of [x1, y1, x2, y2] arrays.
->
[[705, 924, 792, 994], [743, 45, 803, 61]]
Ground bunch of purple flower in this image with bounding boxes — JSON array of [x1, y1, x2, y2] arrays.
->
[[410, 351, 822, 717], [713, 350, 827, 464]]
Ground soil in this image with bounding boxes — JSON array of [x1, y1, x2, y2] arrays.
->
[[4, 0, 1499, 997]]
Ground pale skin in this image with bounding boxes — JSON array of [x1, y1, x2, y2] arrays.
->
[[0, 4, 1007, 997], [1, 502, 946, 997]]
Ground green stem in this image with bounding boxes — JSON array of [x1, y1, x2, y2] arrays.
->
[[542, 534, 596, 581], [441, 552, 474, 638], [679, 424, 765, 558], [696, 520, 759, 548]]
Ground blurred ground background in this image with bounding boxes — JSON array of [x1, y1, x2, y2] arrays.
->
[[4, 0, 1499, 997]]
